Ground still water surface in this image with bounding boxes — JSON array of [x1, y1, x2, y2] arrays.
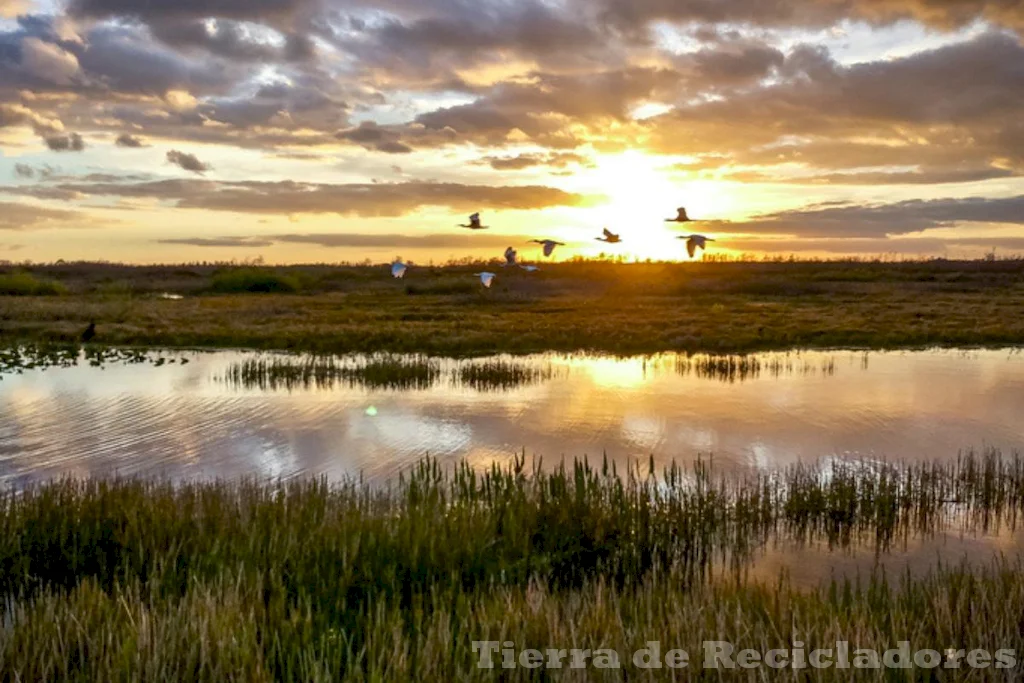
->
[[1, 348, 1022, 488]]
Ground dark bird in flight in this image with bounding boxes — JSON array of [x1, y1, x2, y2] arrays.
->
[[666, 207, 694, 223], [503, 247, 518, 267], [678, 234, 715, 259], [596, 228, 621, 243], [530, 239, 566, 257], [81, 322, 96, 343], [459, 213, 488, 230]]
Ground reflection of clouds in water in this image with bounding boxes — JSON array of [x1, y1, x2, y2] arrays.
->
[[0, 349, 1023, 486]]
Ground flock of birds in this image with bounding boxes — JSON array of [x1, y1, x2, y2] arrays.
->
[[392, 207, 716, 288]]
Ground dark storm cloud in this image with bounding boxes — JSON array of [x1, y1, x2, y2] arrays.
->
[[732, 195, 1024, 238], [17, 179, 596, 216], [166, 150, 211, 174]]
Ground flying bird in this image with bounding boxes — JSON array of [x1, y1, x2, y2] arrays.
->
[[460, 213, 488, 230], [678, 234, 715, 259], [596, 228, 621, 244], [391, 261, 408, 279], [503, 247, 518, 267], [520, 265, 540, 273], [475, 272, 496, 288], [530, 239, 565, 257], [666, 207, 694, 223]]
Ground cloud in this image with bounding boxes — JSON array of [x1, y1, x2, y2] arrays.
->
[[481, 152, 594, 171], [159, 236, 276, 247], [159, 232, 535, 249], [731, 195, 1024, 238], [115, 133, 145, 147], [19, 37, 80, 85], [0, 201, 84, 230], [337, 121, 413, 154], [45, 132, 86, 152], [166, 150, 210, 174], [16, 179, 597, 216], [13, 163, 35, 178]]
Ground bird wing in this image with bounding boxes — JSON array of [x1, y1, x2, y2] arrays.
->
[[677, 208, 690, 221], [687, 239, 696, 258], [544, 243, 555, 256], [603, 228, 614, 238]]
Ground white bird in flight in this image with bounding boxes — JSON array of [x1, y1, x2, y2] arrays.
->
[[530, 239, 565, 257], [678, 234, 715, 259], [475, 272, 496, 288], [666, 207, 694, 223], [520, 265, 540, 272], [503, 247, 518, 267], [596, 228, 621, 244], [460, 213, 488, 230], [391, 261, 408, 279]]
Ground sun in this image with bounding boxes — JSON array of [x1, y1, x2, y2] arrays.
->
[[569, 151, 735, 260]]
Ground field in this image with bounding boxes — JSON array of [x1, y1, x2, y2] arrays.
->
[[0, 259, 1023, 356], [2, 452, 1024, 681]]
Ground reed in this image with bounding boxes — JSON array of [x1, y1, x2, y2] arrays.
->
[[1, 452, 1023, 679]]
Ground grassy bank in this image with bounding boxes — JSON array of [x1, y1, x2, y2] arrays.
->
[[1, 260, 1023, 356], [2, 452, 1023, 680]]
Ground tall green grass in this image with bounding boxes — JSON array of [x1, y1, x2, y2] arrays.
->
[[1, 452, 1023, 679]]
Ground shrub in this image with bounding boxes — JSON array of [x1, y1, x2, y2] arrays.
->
[[210, 268, 301, 294], [0, 271, 67, 296]]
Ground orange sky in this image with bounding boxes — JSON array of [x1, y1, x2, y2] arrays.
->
[[1, 2, 1023, 263]]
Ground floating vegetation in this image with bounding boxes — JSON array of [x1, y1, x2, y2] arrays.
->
[[0, 345, 192, 377], [1, 451, 1023, 679]]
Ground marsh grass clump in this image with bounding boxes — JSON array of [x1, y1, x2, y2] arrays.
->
[[1, 452, 1023, 679], [456, 358, 560, 390], [223, 354, 442, 390], [674, 353, 838, 382], [0, 271, 67, 296], [210, 268, 301, 294]]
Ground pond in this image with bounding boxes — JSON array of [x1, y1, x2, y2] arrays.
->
[[1, 348, 1022, 489]]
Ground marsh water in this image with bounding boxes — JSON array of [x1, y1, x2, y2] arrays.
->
[[1, 348, 1022, 486], [3, 347, 1024, 582]]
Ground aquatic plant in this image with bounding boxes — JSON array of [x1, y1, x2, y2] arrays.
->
[[1, 452, 1023, 679]]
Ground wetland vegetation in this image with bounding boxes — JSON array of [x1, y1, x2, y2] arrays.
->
[[1, 259, 1023, 357], [2, 451, 1024, 680]]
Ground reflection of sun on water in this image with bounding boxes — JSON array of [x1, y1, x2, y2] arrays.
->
[[575, 151, 742, 261]]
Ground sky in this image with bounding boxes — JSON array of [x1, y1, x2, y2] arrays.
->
[[0, 0, 1023, 264]]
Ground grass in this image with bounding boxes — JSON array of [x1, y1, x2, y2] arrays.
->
[[218, 354, 563, 391], [0, 260, 1022, 356], [209, 268, 302, 294], [1, 452, 1023, 680], [0, 271, 66, 296]]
